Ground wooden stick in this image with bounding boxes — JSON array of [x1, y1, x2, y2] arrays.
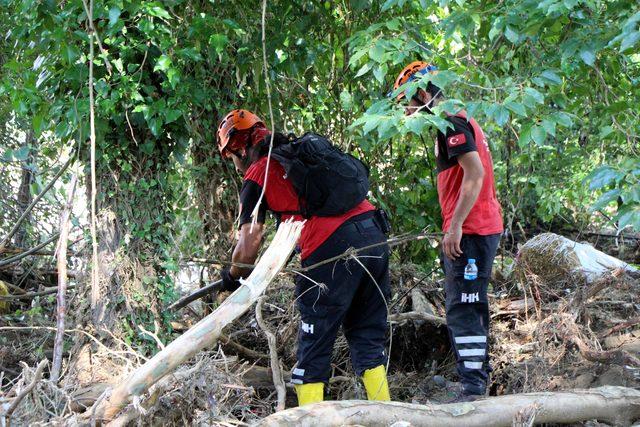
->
[[0, 285, 76, 300], [167, 279, 223, 311], [91, 220, 304, 422], [3, 360, 48, 422], [219, 333, 269, 360], [0, 234, 60, 268], [260, 386, 640, 427], [256, 296, 286, 411], [51, 174, 77, 383]]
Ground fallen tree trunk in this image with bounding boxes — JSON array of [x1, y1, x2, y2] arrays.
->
[[260, 386, 640, 427], [90, 220, 304, 423]]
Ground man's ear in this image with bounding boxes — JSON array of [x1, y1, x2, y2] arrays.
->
[[417, 89, 431, 105]]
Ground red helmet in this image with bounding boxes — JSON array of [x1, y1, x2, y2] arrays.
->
[[217, 109, 265, 158], [393, 61, 438, 101]]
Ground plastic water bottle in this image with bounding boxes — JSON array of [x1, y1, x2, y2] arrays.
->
[[464, 259, 478, 280]]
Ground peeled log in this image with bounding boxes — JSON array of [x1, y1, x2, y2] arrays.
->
[[91, 220, 304, 423], [261, 386, 640, 427]]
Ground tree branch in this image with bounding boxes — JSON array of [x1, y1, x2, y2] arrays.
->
[[256, 296, 286, 411], [0, 156, 73, 249]]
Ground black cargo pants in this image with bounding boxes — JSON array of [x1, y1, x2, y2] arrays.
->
[[291, 211, 390, 385], [441, 233, 501, 395]]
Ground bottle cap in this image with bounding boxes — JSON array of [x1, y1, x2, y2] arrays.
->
[[468, 258, 476, 263]]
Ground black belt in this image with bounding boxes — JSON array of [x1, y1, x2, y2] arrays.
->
[[340, 212, 378, 233]]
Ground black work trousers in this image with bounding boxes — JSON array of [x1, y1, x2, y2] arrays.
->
[[291, 212, 390, 385], [441, 233, 501, 395]]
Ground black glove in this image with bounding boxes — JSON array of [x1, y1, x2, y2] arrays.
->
[[220, 268, 242, 292]]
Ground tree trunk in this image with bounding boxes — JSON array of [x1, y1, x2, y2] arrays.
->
[[261, 386, 640, 427], [13, 130, 35, 249], [90, 220, 304, 423]]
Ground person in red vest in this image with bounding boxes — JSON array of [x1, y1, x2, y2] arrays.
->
[[216, 109, 392, 406], [393, 61, 503, 401]]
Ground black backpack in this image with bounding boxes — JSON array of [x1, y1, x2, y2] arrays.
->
[[270, 132, 369, 218]]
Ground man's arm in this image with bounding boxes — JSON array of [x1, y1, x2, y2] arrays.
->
[[230, 222, 265, 279], [442, 151, 484, 260]]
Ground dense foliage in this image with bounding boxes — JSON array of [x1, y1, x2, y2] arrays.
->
[[0, 0, 638, 349]]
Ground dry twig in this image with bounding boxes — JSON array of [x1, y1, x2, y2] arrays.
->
[[3, 360, 48, 422], [255, 296, 286, 411]]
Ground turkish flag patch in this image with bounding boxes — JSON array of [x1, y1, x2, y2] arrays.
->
[[447, 134, 466, 147]]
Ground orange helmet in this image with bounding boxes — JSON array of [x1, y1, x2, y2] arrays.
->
[[217, 109, 265, 158], [393, 61, 438, 101]]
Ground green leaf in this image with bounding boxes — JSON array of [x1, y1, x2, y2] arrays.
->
[[355, 62, 372, 78], [588, 166, 622, 190], [429, 71, 457, 89], [108, 7, 121, 27], [540, 70, 562, 85], [33, 113, 46, 135], [373, 65, 387, 84], [404, 115, 427, 135], [531, 125, 546, 145], [616, 208, 640, 231], [591, 189, 621, 211], [381, 0, 397, 12], [620, 31, 640, 52], [489, 24, 501, 41], [369, 42, 385, 63], [622, 186, 640, 203], [113, 58, 124, 74], [518, 124, 532, 146], [164, 109, 181, 124], [493, 105, 510, 126], [154, 55, 172, 72], [148, 5, 171, 20], [598, 126, 614, 138], [524, 87, 544, 105], [13, 146, 30, 161], [553, 112, 573, 128], [504, 26, 520, 44], [506, 101, 527, 117], [466, 101, 482, 120], [148, 116, 163, 137], [63, 44, 79, 64], [363, 115, 382, 134], [340, 90, 353, 111], [579, 50, 595, 66], [209, 34, 229, 54], [541, 119, 556, 137]]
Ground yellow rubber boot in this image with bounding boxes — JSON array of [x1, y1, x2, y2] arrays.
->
[[294, 382, 324, 406], [362, 365, 391, 401]]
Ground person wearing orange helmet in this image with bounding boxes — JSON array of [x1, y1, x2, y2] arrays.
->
[[217, 109, 392, 406], [393, 62, 503, 402]]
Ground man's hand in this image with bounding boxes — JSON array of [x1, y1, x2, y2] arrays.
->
[[220, 268, 241, 292], [443, 223, 463, 260], [443, 151, 484, 260]]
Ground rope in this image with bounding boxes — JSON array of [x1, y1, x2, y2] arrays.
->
[[250, 0, 276, 229], [183, 230, 441, 274]]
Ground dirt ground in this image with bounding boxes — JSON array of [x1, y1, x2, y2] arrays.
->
[[1, 233, 639, 425]]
